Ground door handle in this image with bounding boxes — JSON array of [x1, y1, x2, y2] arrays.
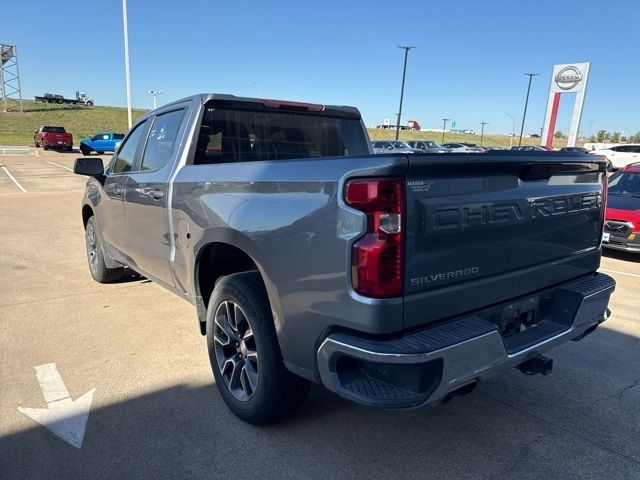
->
[[146, 188, 165, 200]]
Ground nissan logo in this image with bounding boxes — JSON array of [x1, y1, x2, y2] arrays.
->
[[555, 66, 583, 90]]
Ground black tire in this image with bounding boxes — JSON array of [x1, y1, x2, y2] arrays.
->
[[65, 146, 72, 152], [34, 140, 40, 148], [85, 216, 124, 283], [43, 143, 49, 150], [85, 101, 94, 107], [206, 272, 310, 424], [80, 144, 91, 156]]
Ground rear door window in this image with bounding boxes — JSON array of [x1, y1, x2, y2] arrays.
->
[[140, 109, 185, 171]]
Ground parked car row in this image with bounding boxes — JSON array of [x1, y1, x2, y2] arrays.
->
[[33, 125, 125, 155], [372, 140, 511, 154]]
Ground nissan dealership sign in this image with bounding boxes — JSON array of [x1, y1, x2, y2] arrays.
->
[[541, 62, 591, 147]]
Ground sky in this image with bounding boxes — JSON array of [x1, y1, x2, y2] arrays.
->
[[3, 0, 639, 136]]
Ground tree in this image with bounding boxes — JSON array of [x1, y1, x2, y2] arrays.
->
[[596, 130, 607, 142], [610, 132, 621, 143], [554, 130, 564, 139]]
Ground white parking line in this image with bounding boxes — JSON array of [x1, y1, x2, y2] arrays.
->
[[46, 160, 74, 173], [600, 268, 640, 279], [0, 146, 30, 154], [0, 165, 27, 192]]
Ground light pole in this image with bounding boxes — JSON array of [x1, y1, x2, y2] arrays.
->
[[505, 112, 515, 148], [395, 46, 415, 141], [518, 73, 539, 146], [441, 118, 450, 143], [480, 122, 488, 146], [122, 0, 132, 129], [149, 90, 163, 109]]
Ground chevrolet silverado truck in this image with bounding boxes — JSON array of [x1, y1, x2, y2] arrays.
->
[[34, 125, 73, 151], [74, 93, 615, 424]]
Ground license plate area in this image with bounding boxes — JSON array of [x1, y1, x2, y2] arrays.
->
[[483, 289, 572, 354]]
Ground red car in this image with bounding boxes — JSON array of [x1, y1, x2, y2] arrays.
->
[[603, 163, 640, 253], [34, 125, 73, 151]]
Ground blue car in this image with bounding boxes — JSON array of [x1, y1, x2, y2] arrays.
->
[[79, 132, 125, 155]]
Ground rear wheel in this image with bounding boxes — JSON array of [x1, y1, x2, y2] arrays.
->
[[43, 143, 49, 150], [206, 272, 310, 424], [85, 216, 124, 283]]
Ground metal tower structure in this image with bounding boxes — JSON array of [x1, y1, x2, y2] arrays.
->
[[1, 44, 23, 113]]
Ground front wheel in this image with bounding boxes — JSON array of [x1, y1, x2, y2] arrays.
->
[[85, 216, 124, 283], [80, 144, 91, 156], [206, 272, 310, 424]]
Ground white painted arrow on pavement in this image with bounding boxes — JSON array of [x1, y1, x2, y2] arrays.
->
[[18, 363, 95, 449]]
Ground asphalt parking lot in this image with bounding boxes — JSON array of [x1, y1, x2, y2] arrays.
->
[[0, 150, 639, 479]]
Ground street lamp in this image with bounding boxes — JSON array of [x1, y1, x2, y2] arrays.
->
[[480, 122, 488, 146], [395, 46, 415, 141], [505, 112, 515, 148], [149, 90, 163, 109], [518, 73, 539, 146], [441, 118, 450, 143], [122, 0, 132, 129]]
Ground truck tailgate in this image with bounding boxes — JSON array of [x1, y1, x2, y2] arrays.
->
[[403, 153, 607, 329]]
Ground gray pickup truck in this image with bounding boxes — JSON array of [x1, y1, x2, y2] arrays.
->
[[74, 93, 615, 424]]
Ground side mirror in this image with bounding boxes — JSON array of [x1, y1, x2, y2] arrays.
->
[[74, 157, 104, 180]]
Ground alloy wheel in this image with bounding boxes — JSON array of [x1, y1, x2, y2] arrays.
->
[[213, 300, 259, 401]]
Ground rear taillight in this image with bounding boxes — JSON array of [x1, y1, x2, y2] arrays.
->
[[345, 177, 404, 298]]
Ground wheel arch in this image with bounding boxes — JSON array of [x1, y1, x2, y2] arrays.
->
[[82, 203, 94, 228], [194, 241, 276, 336]]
